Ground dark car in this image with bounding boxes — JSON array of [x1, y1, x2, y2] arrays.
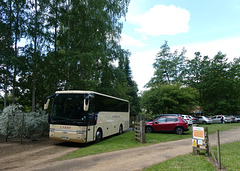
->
[[145, 116, 189, 135], [146, 114, 182, 122]]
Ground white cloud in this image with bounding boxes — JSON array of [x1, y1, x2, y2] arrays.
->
[[129, 49, 158, 91], [130, 36, 240, 92], [121, 34, 147, 47], [128, 5, 190, 36], [173, 36, 240, 61]]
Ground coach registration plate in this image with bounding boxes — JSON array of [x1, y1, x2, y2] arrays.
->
[[61, 136, 69, 140]]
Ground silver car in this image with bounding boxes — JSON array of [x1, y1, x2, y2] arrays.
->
[[196, 116, 212, 124], [212, 115, 231, 123], [230, 116, 237, 123], [235, 115, 240, 123], [211, 115, 222, 124]]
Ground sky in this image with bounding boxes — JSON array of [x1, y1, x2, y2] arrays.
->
[[120, 0, 240, 92]]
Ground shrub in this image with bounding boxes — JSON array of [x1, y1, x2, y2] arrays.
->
[[0, 104, 49, 139]]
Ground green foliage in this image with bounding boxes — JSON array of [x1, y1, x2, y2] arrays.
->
[[1, 0, 139, 116], [141, 84, 198, 115], [0, 104, 49, 139], [185, 52, 240, 115], [145, 40, 240, 115], [147, 41, 186, 86]]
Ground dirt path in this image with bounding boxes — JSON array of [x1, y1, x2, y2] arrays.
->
[[1, 128, 240, 171], [0, 137, 79, 171]]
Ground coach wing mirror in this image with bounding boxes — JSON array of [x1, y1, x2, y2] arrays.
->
[[84, 98, 89, 111], [44, 95, 55, 110], [44, 99, 50, 110]]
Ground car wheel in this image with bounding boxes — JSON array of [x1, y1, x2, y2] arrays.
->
[[95, 128, 102, 142], [119, 125, 123, 134], [203, 121, 207, 124], [175, 127, 184, 135], [145, 126, 153, 133]]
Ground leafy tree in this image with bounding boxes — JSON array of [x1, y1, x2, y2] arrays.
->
[[117, 49, 141, 115], [185, 52, 240, 115], [0, 0, 15, 108], [184, 52, 210, 106], [147, 41, 186, 87], [0, 0, 140, 116], [141, 84, 198, 117]]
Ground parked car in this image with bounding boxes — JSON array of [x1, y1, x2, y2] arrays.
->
[[196, 116, 212, 124], [189, 115, 197, 124], [146, 114, 182, 122], [211, 115, 231, 124], [224, 115, 232, 123], [211, 115, 222, 124], [230, 116, 236, 123], [235, 115, 240, 123], [145, 116, 189, 135], [182, 115, 192, 125]]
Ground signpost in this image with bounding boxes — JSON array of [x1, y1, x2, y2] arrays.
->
[[192, 125, 209, 156]]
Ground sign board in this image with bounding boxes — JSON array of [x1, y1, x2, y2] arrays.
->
[[198, 139, 203, 145], [193, 127, 205, 140], [192, 139, 197, 147]]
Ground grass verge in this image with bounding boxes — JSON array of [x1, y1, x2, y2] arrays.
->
[[212, 141, 240, 170], [144, 141, 240, 171], [143, 153, 215, 171], [59, 123, 240, 160]]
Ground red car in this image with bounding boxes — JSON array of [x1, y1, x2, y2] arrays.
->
[[145, 116, 189, 135]]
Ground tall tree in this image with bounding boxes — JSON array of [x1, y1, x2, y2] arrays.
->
[[11, 0, 26, 104], [147, 41, 186, 87], [23, 0, 49, 111], [0, 0, 15, 108], [184, 52, 210, 105]]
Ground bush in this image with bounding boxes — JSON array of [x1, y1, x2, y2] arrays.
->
[[0, 104, 49, 139]]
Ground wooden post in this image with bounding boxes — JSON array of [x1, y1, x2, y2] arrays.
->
[[217, 129, 221, 169], [140, 120, 145, 144], [204, 127, 209, 157]]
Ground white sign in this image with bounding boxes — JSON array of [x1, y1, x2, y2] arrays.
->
[[193, 127, 205, 140], [198, 140, 203, 145]]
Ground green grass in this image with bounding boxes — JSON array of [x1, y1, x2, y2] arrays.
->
[[144, 140, 240, 171], [59, 123, 240, 160], [143, 153, 215, 171], [212, 141, 240, 170]]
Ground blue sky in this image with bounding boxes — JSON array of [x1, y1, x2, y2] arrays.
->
[[120, 0, 240, 92]]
